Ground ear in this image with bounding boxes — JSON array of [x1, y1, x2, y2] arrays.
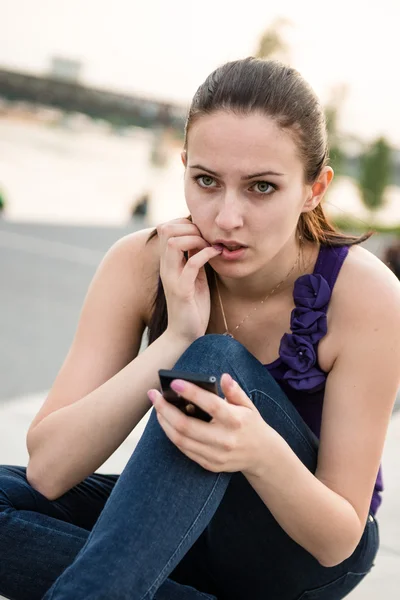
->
[[181, 150, 187, 167], [301, 166, 334, 213]]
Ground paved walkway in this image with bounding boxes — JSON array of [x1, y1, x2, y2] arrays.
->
[[0, 391, 399, 599]]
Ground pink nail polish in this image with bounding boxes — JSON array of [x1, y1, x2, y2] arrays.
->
[[224, 373, 234, 388], [147, 390, 157, 403], [170, 380, 185, 393]]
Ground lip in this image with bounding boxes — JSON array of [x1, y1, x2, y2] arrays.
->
[[211, 239, 248, 249], [218, 246, 247, 261]]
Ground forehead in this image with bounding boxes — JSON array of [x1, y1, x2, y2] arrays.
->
[[186, 111, 302, 176]]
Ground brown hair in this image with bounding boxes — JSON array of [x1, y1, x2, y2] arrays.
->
[[146, 57, 372, 344]]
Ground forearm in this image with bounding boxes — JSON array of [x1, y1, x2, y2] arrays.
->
[[242, 427, 363, 567], [27, 330, 190, 499]]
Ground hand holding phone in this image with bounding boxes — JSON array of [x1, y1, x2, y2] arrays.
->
[[158, 369, 219, 422]]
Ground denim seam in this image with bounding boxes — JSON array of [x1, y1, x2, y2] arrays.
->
[[143, 472, 227, 600], [248, 388, 317, 459], [10, 512, 87, 542]]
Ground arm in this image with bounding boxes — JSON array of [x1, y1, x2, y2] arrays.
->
[[26, 217, 221, 501], [27, 331, 190, 501], [26, 229, 190, 500], [243, 261, 400, 567]]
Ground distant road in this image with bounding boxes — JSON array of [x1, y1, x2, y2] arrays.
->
[[1, 219, 398, 411], [0, 219, 144, 401]]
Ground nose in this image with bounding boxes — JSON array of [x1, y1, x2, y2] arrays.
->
[[215, 193, 244, 231]]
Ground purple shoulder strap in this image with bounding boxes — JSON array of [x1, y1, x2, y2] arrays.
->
[[313, 244, 350, 290]]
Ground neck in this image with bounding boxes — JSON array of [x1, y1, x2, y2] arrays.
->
[[214, 237, 315, 303]]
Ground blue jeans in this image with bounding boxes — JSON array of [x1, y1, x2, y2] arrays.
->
[[0, 335, 379, 600]]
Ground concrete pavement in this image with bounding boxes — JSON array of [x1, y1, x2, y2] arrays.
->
[[0, 219, 144, 400]]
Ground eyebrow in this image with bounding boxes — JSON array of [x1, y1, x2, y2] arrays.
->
[[189, 164, 285, 180]]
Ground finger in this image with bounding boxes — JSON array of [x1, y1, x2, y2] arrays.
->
[[157, 220, 202, 246], [165, 235, 210, 260], [220, 374, 255, 408], [156, 405, 227, 473], [156, 410, 213, 457], [158, 413, 217, 472], [162, 236, 211, 280], [169, 379, 229, 422], [151, 389, 218, 444], [180, 246, 222, 287], [156, 217, 194, 231]]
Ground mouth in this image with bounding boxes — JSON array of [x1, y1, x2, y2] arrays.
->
[[211, 242, 247, 261], [211, 240, 248, 252]]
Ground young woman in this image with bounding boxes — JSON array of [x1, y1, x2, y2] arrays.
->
[[1, 58, 399, 600]]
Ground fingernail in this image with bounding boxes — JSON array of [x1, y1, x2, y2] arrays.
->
[[147, 390, 157, 403], [224, 373, 235, 388], [171, 380, 185, 393]]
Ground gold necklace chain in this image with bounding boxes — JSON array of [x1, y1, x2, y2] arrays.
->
[[214, 241, 303, 338]]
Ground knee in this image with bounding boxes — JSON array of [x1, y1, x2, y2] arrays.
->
[[0, 466, 28, 511], [174, 334, 249, 374]]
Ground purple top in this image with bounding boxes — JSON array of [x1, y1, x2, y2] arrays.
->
[[264, 244, 383, 515]]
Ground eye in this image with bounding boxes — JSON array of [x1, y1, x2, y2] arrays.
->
[[194, 175, 217, 188], [252, 181, 276, 194]]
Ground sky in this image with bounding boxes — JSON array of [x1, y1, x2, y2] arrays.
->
[[1, 0, 400, 146]]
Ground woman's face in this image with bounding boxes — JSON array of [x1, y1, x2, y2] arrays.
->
[[183, 111, 321, 279]]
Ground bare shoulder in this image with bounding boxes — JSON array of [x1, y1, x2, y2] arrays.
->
[[336, 242, 400, 302], [113, 226, 161, 322], [330, 243, 400, 348], [115, 226, 159, 272]]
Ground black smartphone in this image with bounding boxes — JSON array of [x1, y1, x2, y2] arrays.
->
[[158, 369, 219, 422]]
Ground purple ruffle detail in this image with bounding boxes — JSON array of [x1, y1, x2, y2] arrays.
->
[[290, 308, 327, 344], [279, 334, 316, 373], [293, 274, 330, 310], [278, 274, 331, 391], [283, 366, 327, 391]]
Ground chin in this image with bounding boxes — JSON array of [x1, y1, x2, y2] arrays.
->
[[208, 257, 252, 278]]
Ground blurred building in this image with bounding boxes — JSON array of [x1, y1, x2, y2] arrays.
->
[[48, 57, 82, 84], [0, 65, 187, 130]]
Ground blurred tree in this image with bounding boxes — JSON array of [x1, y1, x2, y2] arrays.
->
[[0, 188, 6, 216], [255, 18, 292, 61], [358, 137, 393, 216]]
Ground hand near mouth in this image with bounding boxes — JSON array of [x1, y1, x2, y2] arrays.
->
[[157, 218, 223, 342]]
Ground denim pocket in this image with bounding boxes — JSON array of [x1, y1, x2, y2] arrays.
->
[[297, 570, 369, 599]]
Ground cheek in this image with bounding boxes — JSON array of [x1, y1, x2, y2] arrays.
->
[[183, 177, 191, 203], [184, 178, 199, 211], [187, 206, 211, 237], [185, 184, 212, 224], [250, 202, 284, 228], [249, 200, 299, 242]]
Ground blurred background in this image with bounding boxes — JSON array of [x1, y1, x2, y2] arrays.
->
[[0, 2, 400, 597]]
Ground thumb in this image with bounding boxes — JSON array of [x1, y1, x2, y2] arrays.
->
[[220, 373, 254, 408]]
